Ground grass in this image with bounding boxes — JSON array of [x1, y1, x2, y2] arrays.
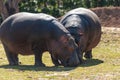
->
[[0, 27, 120, 80]]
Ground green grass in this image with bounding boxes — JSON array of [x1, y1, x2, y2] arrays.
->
[[0, 27, 120, 80]]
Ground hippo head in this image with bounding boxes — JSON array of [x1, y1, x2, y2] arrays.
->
[[66, 27, 84, 63], [49, 34, 80, 67]]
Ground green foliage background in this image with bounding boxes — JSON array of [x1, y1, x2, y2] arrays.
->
[[0, 0, 119, 23], [19, 0, 120, 17]]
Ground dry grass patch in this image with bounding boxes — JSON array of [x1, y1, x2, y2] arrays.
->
[[0, 27, 120, 80]]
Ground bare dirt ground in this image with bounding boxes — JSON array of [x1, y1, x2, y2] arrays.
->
[[91, 7, 120, 28], [91, 7, 120, 38]]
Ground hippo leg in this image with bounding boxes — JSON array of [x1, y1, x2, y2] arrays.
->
[[3, 44, 19, 65], [77, 49, 84, 64], [32, 48, 45, 67], [84, 50, 92, 59], [51, 54, 61, 66]]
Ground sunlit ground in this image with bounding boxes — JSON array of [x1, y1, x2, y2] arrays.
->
[[0, 27, 120, 80]]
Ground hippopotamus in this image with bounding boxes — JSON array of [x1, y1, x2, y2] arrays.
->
[[60, 8, 101, 60], [0, 12, 80, 67]]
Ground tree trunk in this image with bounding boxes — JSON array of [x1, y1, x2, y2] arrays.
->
[[0, 0, 22, 20]]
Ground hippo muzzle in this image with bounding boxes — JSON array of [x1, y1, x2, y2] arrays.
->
[[61, 50, 80, 67]]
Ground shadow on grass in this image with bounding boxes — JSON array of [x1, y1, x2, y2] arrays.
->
[[0, 65, 76, 71], [79, 59, 104, 67], [0, 59, 103, 71]]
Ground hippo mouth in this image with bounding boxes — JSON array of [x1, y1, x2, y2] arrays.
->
[[60, 51, 80, 67]]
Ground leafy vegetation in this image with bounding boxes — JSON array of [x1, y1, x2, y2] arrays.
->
[[0, 27, 120, 80], [19, 0, 120, 17], [0, 0, 120, 23]]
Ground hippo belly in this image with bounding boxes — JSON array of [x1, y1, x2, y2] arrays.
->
[[4, 42, 33, 55]]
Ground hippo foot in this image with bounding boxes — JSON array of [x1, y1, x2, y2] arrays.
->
[[84, 50, 92, 59], [84, 53, 92, 59], [34, 63, 45, 67]]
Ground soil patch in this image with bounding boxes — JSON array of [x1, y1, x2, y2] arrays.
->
[[91, 7, 120, 28]]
